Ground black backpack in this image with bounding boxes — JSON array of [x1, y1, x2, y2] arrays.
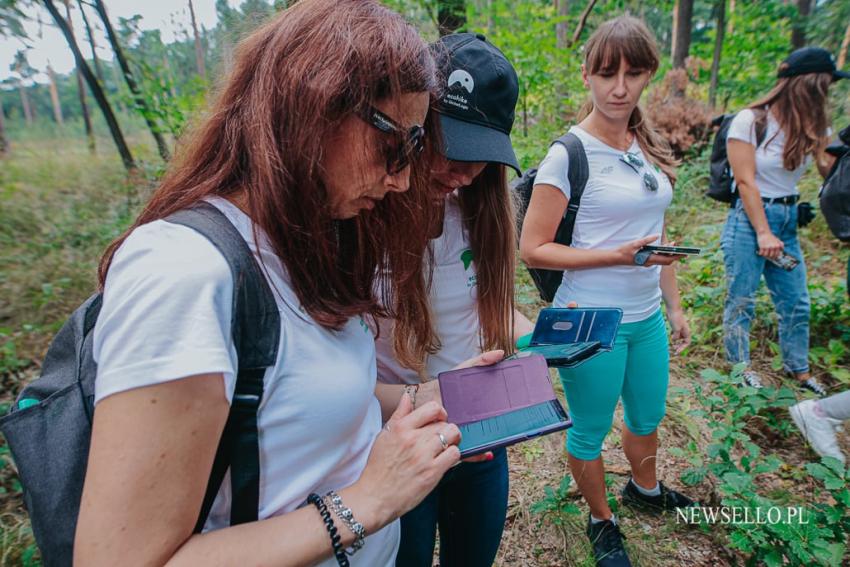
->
[[707, 109, 767, 203], [512, 132, 589, 303], [820, 124, 850, 242], [0, 202, 280, 566]]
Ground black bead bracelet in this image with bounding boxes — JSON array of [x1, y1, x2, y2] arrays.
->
[[307, 492, 350, 567]]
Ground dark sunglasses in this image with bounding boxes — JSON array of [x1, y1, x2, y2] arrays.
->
[[620, 152, 659, 192], [359, 105, 425, 175]]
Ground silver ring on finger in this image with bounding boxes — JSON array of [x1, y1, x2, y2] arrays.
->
[[438, 432, 449, 450]]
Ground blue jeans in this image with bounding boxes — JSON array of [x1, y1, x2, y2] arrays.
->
[[721, 200, 810, 373], [395, 447, 508, 567]]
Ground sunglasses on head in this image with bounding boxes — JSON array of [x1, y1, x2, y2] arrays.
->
[[619, 152, 659, 192], [359, 104, 425, 175]]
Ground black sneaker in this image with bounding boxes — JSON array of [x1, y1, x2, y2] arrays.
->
[[621, 478, 696, 514], [586, 515, 632, 567], [799, 377, 828, 397]]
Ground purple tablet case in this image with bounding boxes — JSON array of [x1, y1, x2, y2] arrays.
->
[[438, 356, 554, 426]]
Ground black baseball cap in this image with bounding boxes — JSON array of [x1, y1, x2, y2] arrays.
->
[[432, 33, 521, 175], [777, 46, 850, 80]]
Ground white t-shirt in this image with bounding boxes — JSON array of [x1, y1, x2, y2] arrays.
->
[[93, 197, 399, 567], [727, 108, 812, 198], [534, 126, 673, 323], [374, 194, 480, 382]]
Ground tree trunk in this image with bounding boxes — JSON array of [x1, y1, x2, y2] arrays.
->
[[727, 0, 735, 35], [188, 0, 206, 80], [709, 0, 726, 109], [671, 0, 678, 58], [65, 0, 95, 152], [791, 0, 811, 49], [47, 63, 64, 124], [437, 0, 466, 36], [0, 99, 7, 156], [556, 0, 569, 49], [18, 83, 33, 125], [837, 18, 850, 70], [43, 0, 135, 170], [672, 0, 693, 70], [77, 0, 104, 84], [92, 0, 171, 161]]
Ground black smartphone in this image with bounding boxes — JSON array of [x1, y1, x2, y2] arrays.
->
[[639, 245, 702, 256], [764, 251, 800, 271]]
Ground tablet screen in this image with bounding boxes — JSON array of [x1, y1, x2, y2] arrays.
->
[[458, 399, 570, 456]]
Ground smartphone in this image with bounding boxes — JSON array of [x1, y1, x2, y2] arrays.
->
[[764, 251, 800, 271], [438, 355, 571, 457], [639, 245, 702, 256], [509, 341, 601, 367]]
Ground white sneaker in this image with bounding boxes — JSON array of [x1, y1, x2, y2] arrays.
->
[[742, 370, 764, 389], [789, 399, 846, 464]]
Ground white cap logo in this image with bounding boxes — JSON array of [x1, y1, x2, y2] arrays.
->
[[448, 69, 475, 93]]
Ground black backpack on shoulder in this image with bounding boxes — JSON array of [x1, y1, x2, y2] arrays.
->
[[512, 132, 589, 303], [820, 124, 850, 243], [707, 109, 767, 203], [0, 202, 280, 566]]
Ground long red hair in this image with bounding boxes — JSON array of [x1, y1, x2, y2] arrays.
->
[[99, 0, 440, 362]]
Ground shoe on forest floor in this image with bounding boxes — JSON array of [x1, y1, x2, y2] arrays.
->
[[741, 370, 764, 389], [621, 478, 697, 515], [586, 515, 632, 567], [797, 377, 828, 397], [789, 399, 846, 464]]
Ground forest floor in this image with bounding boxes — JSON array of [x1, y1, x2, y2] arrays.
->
[[1, 136, 849, 566]]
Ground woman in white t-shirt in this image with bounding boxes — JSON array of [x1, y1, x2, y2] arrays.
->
[[723, 46, 843, 395], [74, 3, 503, 566], [520, 17, 693, 567], [371, 34, 534, 567]]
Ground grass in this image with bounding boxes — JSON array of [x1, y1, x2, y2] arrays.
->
[[0, 125, 849, 565]]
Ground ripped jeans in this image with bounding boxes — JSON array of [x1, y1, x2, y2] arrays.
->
[[721, 200, 810, 373]]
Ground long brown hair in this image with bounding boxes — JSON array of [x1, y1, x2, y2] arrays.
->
[[99, 0, 439, 358], [750, 70, 832, 170], [458, 164, 517, 355], [580, 16, 679, 182]]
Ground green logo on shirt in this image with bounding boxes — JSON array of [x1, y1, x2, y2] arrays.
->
[[461, 249, 474, 270]]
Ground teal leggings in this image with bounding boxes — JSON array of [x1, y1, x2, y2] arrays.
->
[[557, 309, 669, 461]]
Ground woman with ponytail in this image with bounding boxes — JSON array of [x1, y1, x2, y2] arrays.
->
[[723, 47, 843, 395], [520, 16, 693, 567]]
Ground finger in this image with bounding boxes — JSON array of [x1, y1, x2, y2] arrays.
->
[[386, 391, 414, 429], [433, 445, 462, 472], [454, 349, 505, 370], [567, 301, 579, 308], [399, 400, 447, 430], [427, 423, 461, 456], [638, 234, 661, 247], [462, 452, 493, 463]]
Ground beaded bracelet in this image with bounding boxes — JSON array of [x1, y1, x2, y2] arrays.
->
[[323, 490, 367, 555], [307, 493, 349, 567]]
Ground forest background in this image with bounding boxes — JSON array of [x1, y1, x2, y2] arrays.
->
[[1, 0, 850, 565]]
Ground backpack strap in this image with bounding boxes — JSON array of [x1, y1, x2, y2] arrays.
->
[[164, 202, 280, 531], [552, 132, 589, 245]]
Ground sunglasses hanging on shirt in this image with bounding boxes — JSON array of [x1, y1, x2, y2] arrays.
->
[[359, 104, 425, 175], [619, 152, 659, 192]]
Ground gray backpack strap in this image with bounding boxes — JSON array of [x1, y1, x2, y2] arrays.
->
[[552, 132, 589, 245], [165, 202, 280, 530]]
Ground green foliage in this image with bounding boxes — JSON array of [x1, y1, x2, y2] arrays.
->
[[674, 367, 850, 566]]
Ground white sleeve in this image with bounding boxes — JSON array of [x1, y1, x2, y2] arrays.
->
[[533, 142, 571, 202], [93, 221, 238, 405], [727, 109, 757, 145]]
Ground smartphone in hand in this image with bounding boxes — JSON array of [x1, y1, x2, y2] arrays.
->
[[764, 251, 800, 271]]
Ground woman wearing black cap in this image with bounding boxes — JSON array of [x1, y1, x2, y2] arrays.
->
[[371, 33, 532, 567], [722, 47, 842, 395]]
